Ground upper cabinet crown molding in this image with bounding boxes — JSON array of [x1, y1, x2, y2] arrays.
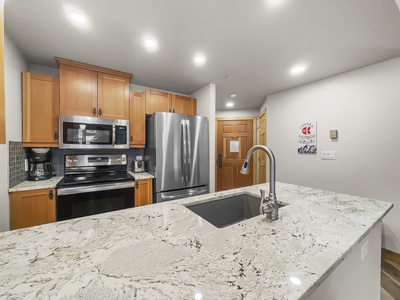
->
[[55, 57, 132, 80]]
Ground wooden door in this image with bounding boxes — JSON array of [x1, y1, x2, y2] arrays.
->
[[129, 91, 146, 147], [258, 108, 267, 183], [216, 119, 255, 191], [98, 73, 129, 120], [134, 179, 153, 207], [170, 94, 197, 115], [10, 188, 56, 230], [22, 73, 59, 147], [145, 89, 170, 115], [59, 64, 98, 117]]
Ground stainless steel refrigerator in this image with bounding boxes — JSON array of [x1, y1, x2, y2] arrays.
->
[[145, 112, 209, 203]]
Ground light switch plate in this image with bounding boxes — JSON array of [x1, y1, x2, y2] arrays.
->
[[24, 159, 28, 171], [330, 130, 338, 139], [136, 156, 143, 161]]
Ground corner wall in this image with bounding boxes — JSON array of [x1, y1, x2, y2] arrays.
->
[[0, 33, 28, 231], [191, 84, 216, 193], [263, 57, 400, 252]]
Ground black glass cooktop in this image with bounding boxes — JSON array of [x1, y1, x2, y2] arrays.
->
[[58, 171, 134, 187]]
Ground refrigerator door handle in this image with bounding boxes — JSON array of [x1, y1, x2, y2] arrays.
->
[[186, 119, 191, 183], [181, 119, 187, 183]]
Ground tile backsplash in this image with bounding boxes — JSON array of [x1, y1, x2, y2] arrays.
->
[[9, 144, 144, 188], [9, 141, 28, 188]]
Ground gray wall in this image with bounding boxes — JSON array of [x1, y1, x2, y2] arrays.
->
[[262, 57, 400, 252], [0, 32, 29, 231]]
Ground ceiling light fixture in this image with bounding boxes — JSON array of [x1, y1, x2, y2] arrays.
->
[[290, 65, 307, 75], [226, 102, 234, 108], [194, 55, 206, 66], [229, 93, 237, 98], [70, 12, 86, 24], [144, 39, 157, 48]]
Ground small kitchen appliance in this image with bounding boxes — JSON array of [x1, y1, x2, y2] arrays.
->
[[28, 148, 55, 181], [132, 160, 145, 173]]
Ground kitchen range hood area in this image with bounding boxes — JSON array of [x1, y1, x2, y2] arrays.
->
[[2, 0, 400, 299]]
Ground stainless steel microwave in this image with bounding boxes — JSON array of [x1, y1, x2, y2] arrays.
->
[[59, 115, 129, 149]]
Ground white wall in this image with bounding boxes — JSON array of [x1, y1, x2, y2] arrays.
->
[[0, 33, 28, 232], [216, 109, 259, 118], [191, 84, 216, 193], [264, 57, 400, 252]]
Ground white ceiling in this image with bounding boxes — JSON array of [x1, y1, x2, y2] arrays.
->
[[4, 0, 400, 110]]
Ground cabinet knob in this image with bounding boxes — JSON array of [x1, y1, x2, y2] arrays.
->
[[93, 108, 97, 116], [130, 135, 133, 142], [99, 108, 102, 116], [173, 109, 175, 113], [54, 132, 59, 140], [135, 182, 139, 188], [48, 190, 54, 199]]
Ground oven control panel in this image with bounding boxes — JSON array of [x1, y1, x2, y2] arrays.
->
[[65, 154, 128, 168]]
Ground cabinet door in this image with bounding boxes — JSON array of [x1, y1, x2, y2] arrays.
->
[[134, 179, 153, 207], [129, 91, 146, 147], [10, 188, 56, 230], [98, 73, 129, 120], [171, 94, 197, 115], [59, 64, 98, 117], [145, 89, 170, 115], [22, 73, 59, 146]]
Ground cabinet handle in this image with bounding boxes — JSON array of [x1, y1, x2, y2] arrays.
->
[[54, 132, 59, 140], [173, 109, 175, 113], [169, 108, 171, 112], [135, 182, 139, 188], [93, 108, 97, 116], [48, 190, 54, 199], [99, 108, 102, 116], [130, 135, 133, 142]]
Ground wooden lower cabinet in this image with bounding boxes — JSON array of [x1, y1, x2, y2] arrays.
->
[[9, 188, 56, 230], [134, 179, 153, 207]]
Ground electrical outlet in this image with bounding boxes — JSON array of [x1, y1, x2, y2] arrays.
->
[[24, 159, 28, 171], [361, 240, 369, 260], [136, 156, 143, 161], [321, 151, 336, 160]]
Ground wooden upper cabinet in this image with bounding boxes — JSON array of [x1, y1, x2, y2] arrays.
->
[[9, 188, 56, 230], [22, 72, 60, 147], [171, 94, 197, 115], [129, 91, 146, 147], [57, 58, 132, 119], [145, 89, 170, 115], [98, 73, 129, 119], [59, 64, 97, 117]]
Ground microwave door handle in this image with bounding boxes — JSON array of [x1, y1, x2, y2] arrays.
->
[[181, 119, 187, 184], [186, 119, 191, 183], [112, 125, 116, 146]]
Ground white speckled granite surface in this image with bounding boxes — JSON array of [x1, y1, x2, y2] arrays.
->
[[0, 182, 392, 299], [8, 176, 64, 192], [128, 171, 154, 180]]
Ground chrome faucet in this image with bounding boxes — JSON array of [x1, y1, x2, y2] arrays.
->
[[240, 145, 278, 221]]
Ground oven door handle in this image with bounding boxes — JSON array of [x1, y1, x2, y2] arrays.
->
[[57, 181, 135, 196]]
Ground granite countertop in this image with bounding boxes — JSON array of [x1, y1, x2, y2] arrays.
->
[[8, 176, 64, 192], [8, 172, 153, 193], [0, 182, 392, 299]]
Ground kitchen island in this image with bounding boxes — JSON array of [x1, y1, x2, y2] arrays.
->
[[0, 182, 392, 299]]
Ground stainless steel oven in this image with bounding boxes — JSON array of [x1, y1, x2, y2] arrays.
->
[[59, 115, 129, 149], [56, 154, 135, 221]]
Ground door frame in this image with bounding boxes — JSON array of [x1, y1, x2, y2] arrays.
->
[[257, 107, 267, 183], [215, 117, 257, 190]]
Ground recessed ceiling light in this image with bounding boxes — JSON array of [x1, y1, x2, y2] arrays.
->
[[229, 93, 237, 98], [226, 102, 234, 108], [290, 65, 307, 75], [194, 55, 206, 66], [144, 39, 157, 48], [70, 12, 85, 24]]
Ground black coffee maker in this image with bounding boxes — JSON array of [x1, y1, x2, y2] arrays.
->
[[28, 148, 55, 181]]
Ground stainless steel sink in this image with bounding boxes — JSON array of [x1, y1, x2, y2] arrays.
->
[[185, 193, 287, 228]]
